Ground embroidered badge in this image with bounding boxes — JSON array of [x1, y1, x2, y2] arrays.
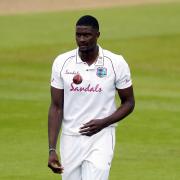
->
[[96, 67, 107, 78]]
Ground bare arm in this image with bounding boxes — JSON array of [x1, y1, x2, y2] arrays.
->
[[48, 87, 64, 149], [48, 87, 64, 173], [103, 85, 135, 126], [80, 86, 135, 136]]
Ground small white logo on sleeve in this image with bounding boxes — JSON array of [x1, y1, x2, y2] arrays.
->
[[51, 78, 54, 82], [125, 79, 130, 83]]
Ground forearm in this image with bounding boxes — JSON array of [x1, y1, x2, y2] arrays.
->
[[79, 99, 135, 136], [103, 99, 135, 127], [48, 104, 63, 149]]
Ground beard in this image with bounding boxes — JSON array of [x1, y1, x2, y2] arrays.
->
[[78, 43, 96, 53]]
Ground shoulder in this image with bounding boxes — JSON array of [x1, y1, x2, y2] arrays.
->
[[53, 49, 76, 66], [103, 49, 128, 68]]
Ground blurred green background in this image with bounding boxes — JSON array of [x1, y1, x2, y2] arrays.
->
[[0, 2, 180, 180]]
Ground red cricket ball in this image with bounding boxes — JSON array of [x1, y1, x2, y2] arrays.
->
[[73, 74, 83, 84]]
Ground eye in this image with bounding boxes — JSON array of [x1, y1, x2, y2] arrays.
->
[[84, 33, 92, 38], [76, 33, 81, 37], [76, 33, 92, 39], [85, 34, 90, 37]]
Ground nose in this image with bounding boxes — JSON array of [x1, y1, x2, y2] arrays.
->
[[79, 35, 86, 43]]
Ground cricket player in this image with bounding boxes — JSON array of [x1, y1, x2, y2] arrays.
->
[[48, 15, 135, 180]]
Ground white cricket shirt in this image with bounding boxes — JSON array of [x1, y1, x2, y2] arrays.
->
[[51, 46, 132, 135]]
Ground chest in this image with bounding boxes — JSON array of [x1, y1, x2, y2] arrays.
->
[[61, 62, 115, 93]]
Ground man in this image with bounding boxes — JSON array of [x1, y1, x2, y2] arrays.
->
[[48, 15, 135, 180]]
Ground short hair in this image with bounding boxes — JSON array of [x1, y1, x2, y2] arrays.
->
[[76, 15, 99, 31]]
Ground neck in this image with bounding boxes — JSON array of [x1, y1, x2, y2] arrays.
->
[[79, 46, 99, 66]]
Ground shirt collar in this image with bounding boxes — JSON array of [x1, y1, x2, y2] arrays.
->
[[76, 45, 104, 66]]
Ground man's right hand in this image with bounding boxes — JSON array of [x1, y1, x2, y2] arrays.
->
[[48, 151, 64, 174]]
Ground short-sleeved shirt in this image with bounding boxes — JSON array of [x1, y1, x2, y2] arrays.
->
[[51, 46, 132, 135]]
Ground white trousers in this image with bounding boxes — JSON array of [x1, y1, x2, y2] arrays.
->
[[60, 127, 115, 180]]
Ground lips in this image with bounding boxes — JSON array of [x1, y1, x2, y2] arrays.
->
[[79, 45, 88, 48], [79, 46, 89, 51]]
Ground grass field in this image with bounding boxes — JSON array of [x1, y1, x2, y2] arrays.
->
[[0, 2, 180, 180]]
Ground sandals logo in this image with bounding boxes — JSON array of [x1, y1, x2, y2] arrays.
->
[[70, 83, 102, 93]]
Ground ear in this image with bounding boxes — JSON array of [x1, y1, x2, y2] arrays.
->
[[97, 31, 100, 38]]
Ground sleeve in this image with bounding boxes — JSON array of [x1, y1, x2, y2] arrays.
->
[[50, 58, 64, 89], [115, 56, 132, 89]]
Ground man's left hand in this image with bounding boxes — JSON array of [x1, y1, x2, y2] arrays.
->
[[79, 119, 106, 136]]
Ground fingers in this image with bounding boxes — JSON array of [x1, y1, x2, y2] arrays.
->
[[80, 121, 94, 129], [79, 123, 94, 133], [79, 119, 104, 136], [79, 122, 99, 136], [79, 126, 96, 134], [80, 129, 99, 136], [48, 161, 64, 174]]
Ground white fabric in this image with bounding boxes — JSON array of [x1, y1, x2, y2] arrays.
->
[[60, 127, 115, 180], [51, 46, 132, 135], [81, 161, 109, 180]]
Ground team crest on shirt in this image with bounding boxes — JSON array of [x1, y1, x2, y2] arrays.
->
[[96, 67, 107, 78]]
